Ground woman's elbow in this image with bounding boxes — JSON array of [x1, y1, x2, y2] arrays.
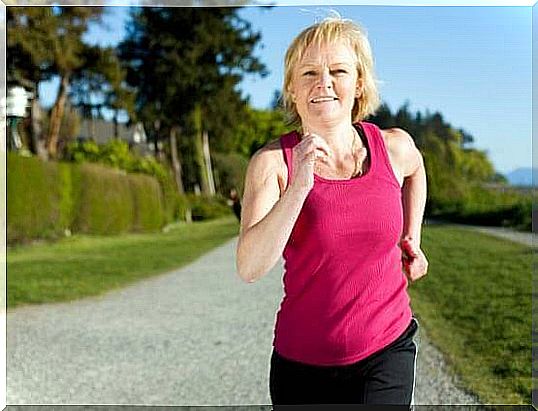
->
[[236, 254, 265, 283], [236, 235, 271, 283], [236, 261, 259, 283], [236, 249, 259, 283]]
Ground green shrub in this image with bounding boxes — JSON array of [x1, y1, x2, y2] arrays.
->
[[128, 173, 165, 231], [66, 139, 169, 182], [175, 194, 190, 222], [185, 194, 232, 221], [429, 184, 532, 231], [66, 139, 177, 223], [211, 152, 248, 197], [72, 163, 134, 235], [7, 153, 66, 242], [8, 153, 172, 242], [157, 171, 185, 223], [58, 162, 75, 231]]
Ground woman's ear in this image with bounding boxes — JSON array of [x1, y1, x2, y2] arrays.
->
[[356, 79, 364, 99]]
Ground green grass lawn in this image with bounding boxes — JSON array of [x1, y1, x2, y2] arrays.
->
[[410, 225, 532, 404], [8, 216, 239, 308]]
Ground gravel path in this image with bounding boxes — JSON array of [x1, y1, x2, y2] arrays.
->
[[455, 224, 535, 248], [8, 237, 479, 406], [426, 219, 535, 248]]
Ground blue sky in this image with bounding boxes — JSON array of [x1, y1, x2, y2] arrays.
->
[[39, 5, 532, 174]]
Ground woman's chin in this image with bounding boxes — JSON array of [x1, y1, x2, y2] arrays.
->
[[304, 108, 347, 125]]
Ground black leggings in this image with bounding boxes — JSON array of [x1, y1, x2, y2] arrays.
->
[[270, 318, 419, 409]]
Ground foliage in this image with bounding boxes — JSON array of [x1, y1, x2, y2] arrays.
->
[[72, 163, 135, 235], [69, 45, 135, 128], [185, 194, 232, 221], [7, 7, 59, 86], [127, 173, 165, 231], [7, 7, 130, 157], [430, 185, 532, 231], [65, 139, 168, 181], [65, 139, 200, 224], [7, 153, 171, 243], [211, 151, 249, 196], [369, 103, 530, 230], [118, 7, 267, 192], [7, 153, 66, 242], [231, 106, 289, 158]]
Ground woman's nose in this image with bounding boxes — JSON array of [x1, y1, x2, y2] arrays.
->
[[317, 70, 332, 89]]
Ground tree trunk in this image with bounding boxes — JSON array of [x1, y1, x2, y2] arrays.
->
[[46, 73, 70, 159], [202, 130, 216, 196], [153, 119, 164, 161], [90, 115, 96, 140], [113, 112, 119, 139], [193, 103, 210, 195], [169, 126, 184, 195], [30, 87, 48, 160]]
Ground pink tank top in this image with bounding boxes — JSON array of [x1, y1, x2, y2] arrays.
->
[[273, 121, 412, 366]]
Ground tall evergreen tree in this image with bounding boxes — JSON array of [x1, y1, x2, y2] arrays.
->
[[118, 7, 266, 194]]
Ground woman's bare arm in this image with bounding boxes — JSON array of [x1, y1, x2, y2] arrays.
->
[[384, 128, 428, 282], [236, 135, 331, 283], [236, 143, 307, 283]]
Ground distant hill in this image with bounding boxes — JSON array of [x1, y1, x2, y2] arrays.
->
[[505, 167, 535, 187]]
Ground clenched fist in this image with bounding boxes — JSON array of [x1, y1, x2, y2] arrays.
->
[[290, 133, 333, 196], [400, 237, 428, 282]]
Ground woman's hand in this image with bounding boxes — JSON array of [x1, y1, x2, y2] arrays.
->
[[400, 237, 428, 282], [290, 133, 332, 196]]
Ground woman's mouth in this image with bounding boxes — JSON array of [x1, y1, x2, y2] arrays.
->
[[310, 96, 339, 103]]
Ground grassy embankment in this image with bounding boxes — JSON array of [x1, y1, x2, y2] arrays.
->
[[8, 216, 239, 308], [7, 221, 531, 404], [410, 225, 531, 404]]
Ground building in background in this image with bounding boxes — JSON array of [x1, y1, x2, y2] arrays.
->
[[77, 118, 151, 155]]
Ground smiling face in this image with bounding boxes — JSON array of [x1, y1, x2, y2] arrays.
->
[[289, 40, 362, 129]]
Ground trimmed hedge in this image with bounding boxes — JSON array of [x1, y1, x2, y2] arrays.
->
[[128, 173, 164, 231], [7, 154, 176, 243], [72, 163, 135, 235], [7, 153, 66, 242], [159, 172, 189, 223]]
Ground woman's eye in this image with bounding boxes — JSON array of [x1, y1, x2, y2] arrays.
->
[[333, 69, 348, 75], [303, 71, 316, 76]]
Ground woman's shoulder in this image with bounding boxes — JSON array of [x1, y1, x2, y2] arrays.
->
[[247, 138, 288, 194], [250, 138, 284, 164], [252, 128, 299, 165], [378, 126, 422, 178], [378, 127, 417, 156]]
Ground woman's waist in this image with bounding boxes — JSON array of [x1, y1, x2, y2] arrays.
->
[[273, 297, 412, 366]]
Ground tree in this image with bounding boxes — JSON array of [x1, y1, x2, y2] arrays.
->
[[45, 7, 104, 159], [69, 45, 136, 140], [369, 102, 498, 214], [118, 7, 266, 194], [7, 7, 56, 157], [232, 106, 288, 158], [7, 6, 105, 159]]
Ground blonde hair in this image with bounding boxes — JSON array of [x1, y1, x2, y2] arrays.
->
[[282, 16, 381, 126]]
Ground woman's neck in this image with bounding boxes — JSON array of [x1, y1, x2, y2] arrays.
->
[[302, 120, 358, 158]]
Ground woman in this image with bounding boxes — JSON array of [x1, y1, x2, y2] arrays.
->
[[236, 16, 428, 407]]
